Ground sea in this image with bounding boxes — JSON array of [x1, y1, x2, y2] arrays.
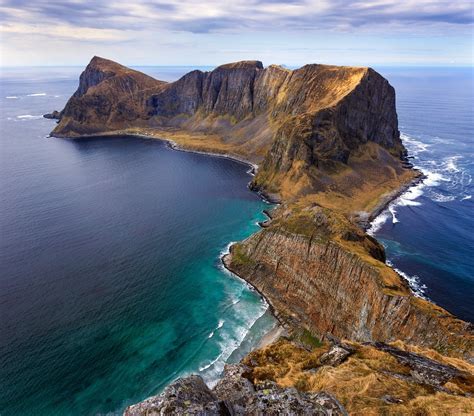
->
[[0, 65, 472, 415]]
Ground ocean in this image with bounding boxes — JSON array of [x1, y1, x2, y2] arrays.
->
[[371, 67, 474, 323], [0, 65, 473, 415], [0, 66, 275, 415]]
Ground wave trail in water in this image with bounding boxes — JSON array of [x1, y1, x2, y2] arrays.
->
[[16, 114, 44, 120]]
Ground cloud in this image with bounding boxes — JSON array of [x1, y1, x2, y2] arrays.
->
[[0, 0, 471, 67], [0, 0, 472, 39], [0, 22, 130, 42]]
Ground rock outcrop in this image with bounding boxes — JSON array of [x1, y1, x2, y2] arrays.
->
[[43, 110, 61, 120], [124, 363, 348, 416], [241, 339, 474, 415], [224, 205, 473, 357], [125, 339, 473, 415]]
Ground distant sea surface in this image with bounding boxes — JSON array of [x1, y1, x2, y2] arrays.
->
[[0, 65, 473, 415]]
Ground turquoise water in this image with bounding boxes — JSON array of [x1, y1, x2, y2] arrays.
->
[[0, 68, 276, 415]]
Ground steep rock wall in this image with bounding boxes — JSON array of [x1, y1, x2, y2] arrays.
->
[[225, 207, 473, 358]]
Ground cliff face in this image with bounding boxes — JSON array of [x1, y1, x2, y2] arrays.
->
[[225, 205, 473, 357], [253, 68, 404, 197], [52, 57, 407, 201], [54, 57, 165, 136]]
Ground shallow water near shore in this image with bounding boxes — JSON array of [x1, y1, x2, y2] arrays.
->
[[1, 65, 473, 415]]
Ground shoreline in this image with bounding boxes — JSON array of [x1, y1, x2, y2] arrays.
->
[[52, 130, 281, 204], [51, 128, 430, 368], [365, 171, 426, 230]]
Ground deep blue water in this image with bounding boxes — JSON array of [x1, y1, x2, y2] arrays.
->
[[0, 67, 275, 415], [372, 67, 473, 322], [0, 65, 473, 415]]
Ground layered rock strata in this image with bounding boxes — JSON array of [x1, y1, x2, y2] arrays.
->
[[224, 205, 473, 358]]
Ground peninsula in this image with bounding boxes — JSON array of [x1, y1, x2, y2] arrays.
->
[[47, 57, 473, 415]]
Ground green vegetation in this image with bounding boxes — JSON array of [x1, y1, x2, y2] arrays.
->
[[289, 328, 323, 349], [299, 329, 323, 349], [275, 213, 314, 238], [231, 244, 256, 268]]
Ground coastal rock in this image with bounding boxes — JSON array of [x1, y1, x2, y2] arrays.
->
[[125, 365, 348, 416], [43, 110, 61, 120], [123, 375, 227, 416], [225, 206, 474, 357]]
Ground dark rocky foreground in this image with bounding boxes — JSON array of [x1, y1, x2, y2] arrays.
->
[[125, 340, 473, 415], [124, 363, 347, 416]]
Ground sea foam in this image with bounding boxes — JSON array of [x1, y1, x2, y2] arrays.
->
[[386, 260, 427, 299], [17, 115, 44, 120]]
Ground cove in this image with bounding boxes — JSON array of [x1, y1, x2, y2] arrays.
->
[[0, 133, 276, 415]]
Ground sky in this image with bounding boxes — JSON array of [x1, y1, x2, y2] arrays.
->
[[0, 0, 472, 67]]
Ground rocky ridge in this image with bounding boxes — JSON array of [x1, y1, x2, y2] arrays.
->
[[224, 205, 473, 357], [50, 56, 411, 203], [46, 57, 474, 414]]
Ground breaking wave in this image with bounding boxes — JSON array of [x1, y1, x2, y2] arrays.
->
[[207, 320, 225, 339], [368, 133, 472, 235], [387, 261, 427, 299]]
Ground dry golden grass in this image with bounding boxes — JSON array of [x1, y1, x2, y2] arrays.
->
[[244, 339, 474, 416]]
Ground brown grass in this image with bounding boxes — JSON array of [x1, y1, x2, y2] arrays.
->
[[243, 339, 474, 415]]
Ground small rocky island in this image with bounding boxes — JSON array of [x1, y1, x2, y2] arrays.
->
[[48, 57, 473, 415]]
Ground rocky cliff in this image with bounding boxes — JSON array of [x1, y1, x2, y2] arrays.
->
[[224, 205, 473, 358], [47, 57, 473, 414], [52, 56, 411, 203]]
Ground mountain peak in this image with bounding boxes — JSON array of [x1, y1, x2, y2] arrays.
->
[[215, 60, 263, 70]]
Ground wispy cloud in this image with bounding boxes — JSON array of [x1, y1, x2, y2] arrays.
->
[[1, 0, 472, 38], [0, 0, 471, 66]]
